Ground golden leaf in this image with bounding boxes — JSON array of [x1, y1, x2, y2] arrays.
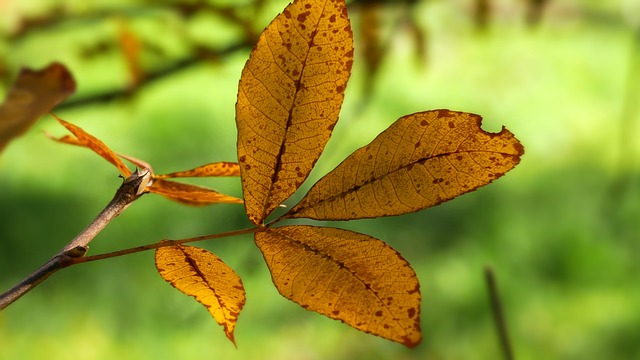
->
[[148, 179, 243, 206], [0, 63, 76, 152], [155, 162, 240, 179], [52, 114, 132, 177], [255, 225, 421, 348], [236, 0, 354, 224], [284, 110, 524, 220], [155, 244, 246, 344]]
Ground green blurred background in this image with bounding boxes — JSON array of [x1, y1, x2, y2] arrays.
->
[[1, 0, 639, 359]]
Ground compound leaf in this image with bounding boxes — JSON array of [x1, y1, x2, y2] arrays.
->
[[236, 0, 354, 224], [155, 244, 246, 345], [255, 225, 421, 347]]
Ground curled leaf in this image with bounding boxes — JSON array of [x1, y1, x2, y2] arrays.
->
[[236, 0, 354, 224], [50, 119, 242, 207], [148, 179, 243, 206], [255, 225, 421, 348], [155, 244, 246, 344], [52, 114, 131, 177], [0, 63, 76, 152], [285, 110, 524, 220]]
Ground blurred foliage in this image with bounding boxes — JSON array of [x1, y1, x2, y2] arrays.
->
[[1, 0, 640, 359]]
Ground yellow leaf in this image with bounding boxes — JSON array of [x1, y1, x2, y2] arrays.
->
[[255, 225, 421, 348], [148, 179, 243, 206], [0, 63, 76, 152], [236, 0, 354, 224], [52, 114, 131, 177], [156, 162, 240, 179], [155, 244, 245, 345], [284, 110, 524, 220]]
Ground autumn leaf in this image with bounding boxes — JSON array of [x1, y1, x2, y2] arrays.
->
[[155, 244, 246, 344], [283, 110, 524, 220], [52, 114, 132, 177], [236, 0, 354, 225], [117, 19, 144, 88], [255, 225, 421, 347], [0, 63, 76, 152], [148, 179, 243, 206], [155, 162, 240, 179], [49, 116, 243, 206]]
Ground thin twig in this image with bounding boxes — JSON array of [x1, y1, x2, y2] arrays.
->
[[0, 169, 151, 310], [67, 226, 262, 265], [485, 265, 515, 360]]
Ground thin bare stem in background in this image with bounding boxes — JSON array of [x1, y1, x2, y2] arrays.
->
[[485, 265, 515, 360], [68, 226, 261, 265]]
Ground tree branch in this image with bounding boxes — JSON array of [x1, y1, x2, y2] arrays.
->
[[0, 169, 151, 310]]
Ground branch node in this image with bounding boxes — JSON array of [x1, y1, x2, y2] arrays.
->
[[65, 245, 89, 258]]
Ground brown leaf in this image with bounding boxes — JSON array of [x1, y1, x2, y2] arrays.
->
[[155, 244, 245, 345], [236, 0, 354, 225], [284, 110, 524, 220], [255, 225, 421, 348], [156, 162, 240, 179], [0, 63, 76, 152], [52, 114, 131, 177], [45, 132, 84, 147], [47, 130, 155, 173], [148, 179, 243, 206], [118, 19, 144, 88]]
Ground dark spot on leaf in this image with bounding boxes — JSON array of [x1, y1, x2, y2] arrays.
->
[[407, 308, 416, 318], [407, 283, 420, 295], [375, 310, 383, 317], [297, 11, 310, 24]]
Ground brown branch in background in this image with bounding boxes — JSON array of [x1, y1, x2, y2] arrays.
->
[[6, 2, 258, 40], [55, 41, 253, 109], [485, 265, 515, 360], [2, 1, 261, 110], [0, 169, 151, 310]]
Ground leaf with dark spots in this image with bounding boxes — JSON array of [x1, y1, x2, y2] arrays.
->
[[236, 0, 354, 225], [155, 244, 246, 345], [283, 110, 523, 220], [255, 225, 422, 347]]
